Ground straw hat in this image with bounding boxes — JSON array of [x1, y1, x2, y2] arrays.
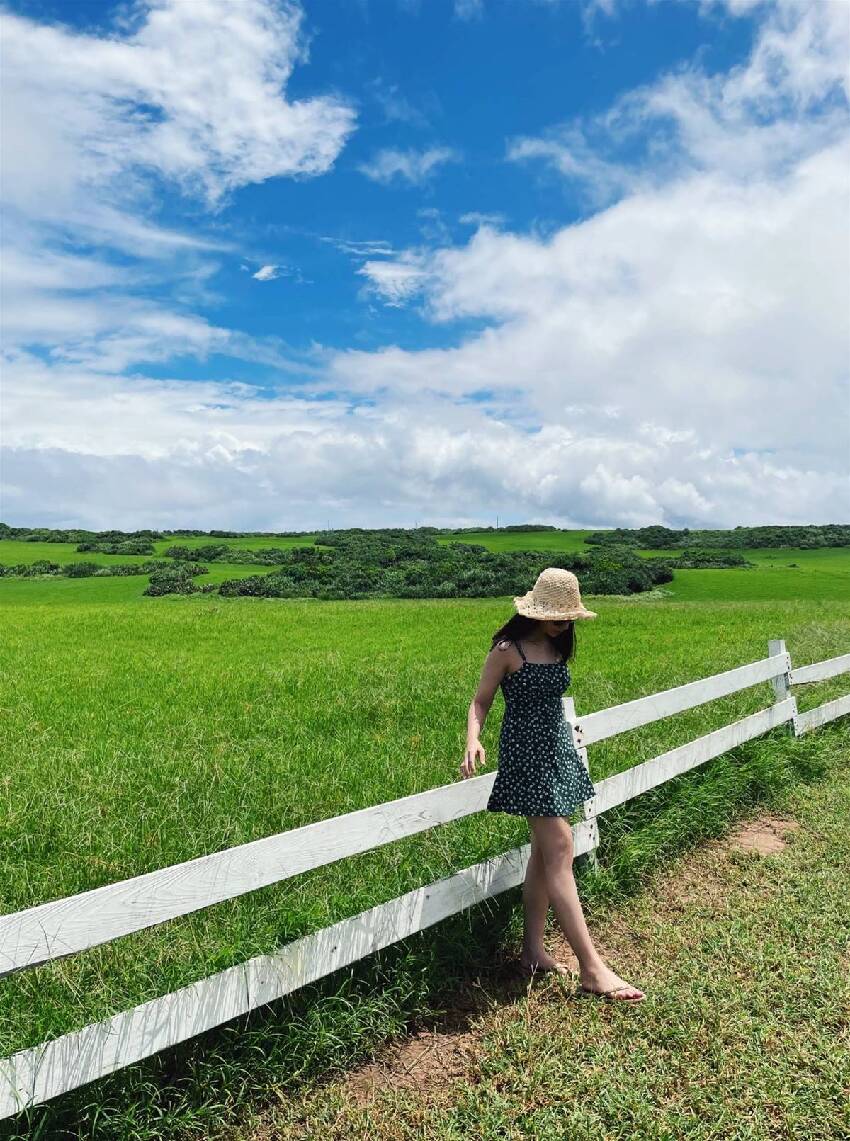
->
[[513, 567, 597, 621]]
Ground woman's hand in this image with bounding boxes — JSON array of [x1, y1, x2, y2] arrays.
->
[[460, 740, 486, 779]]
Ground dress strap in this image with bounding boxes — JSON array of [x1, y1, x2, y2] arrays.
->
[[514, 640, 527, 661]]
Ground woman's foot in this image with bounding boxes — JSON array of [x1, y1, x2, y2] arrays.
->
[[519, 949, 571, 976], [579, 964, 645, 1001]]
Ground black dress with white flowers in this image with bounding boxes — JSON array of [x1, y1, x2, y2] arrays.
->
[[486, 638, 597, 817]]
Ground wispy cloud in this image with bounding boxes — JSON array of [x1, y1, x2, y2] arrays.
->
[[321, 237, 396, 257], [459, 211, 506, 228], [369, 79, 433, 128], [357, 256, 429, 306], [454, 0, 484, 20], [252, 265, 281, 282], [358, 145, 460, 185]]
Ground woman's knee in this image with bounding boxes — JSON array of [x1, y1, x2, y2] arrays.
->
[[533, 823, 573, 869]]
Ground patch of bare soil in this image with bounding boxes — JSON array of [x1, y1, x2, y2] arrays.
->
[[724, 814, 801, 855], [345, 1026, 479, 1106], [332, 810, 802, 1107], [341, 967, 549, 1106]]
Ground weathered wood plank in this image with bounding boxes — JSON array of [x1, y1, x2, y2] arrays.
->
[[789, 653, 850, 686], [586, 699, 797, 813], [794, 694, 850, 736], [0, 824, 596, 1119], [0, 774, 496, 976], [577, 655, 789, 746], [768, 639, 790, 702], [768, 640, 796, 736]]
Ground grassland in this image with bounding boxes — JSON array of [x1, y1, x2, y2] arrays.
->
[[0, 536, 320, 566], [1, 539, 848, 1139]]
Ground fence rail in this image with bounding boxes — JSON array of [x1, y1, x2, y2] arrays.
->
[[1, 638, 847, 1118]]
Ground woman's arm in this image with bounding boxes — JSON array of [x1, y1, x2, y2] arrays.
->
[[459, 642, 513, 779]]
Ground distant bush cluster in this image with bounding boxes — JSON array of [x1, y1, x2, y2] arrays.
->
[[586, 524, 850, 549], [143, 565, 211, 596], [670, 550, 754, 569], [0, 560, 204, 579], [76, 539, 155, 555], [214, 531, 674, 601]]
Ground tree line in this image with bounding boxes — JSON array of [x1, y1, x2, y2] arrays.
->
[[586, 524, 850, 549]]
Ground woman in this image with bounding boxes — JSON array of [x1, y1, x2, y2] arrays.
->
[[460, 567, 645, 1002]]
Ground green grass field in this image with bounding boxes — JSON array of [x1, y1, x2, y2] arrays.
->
[[0, 536, 320, 566], [1, 540, 848, 1139]]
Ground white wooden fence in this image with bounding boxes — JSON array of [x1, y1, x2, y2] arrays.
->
[[1, 639, 848, 1118]]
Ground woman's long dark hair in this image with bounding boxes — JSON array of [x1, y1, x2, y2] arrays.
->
[[490, 613, 576, 662]]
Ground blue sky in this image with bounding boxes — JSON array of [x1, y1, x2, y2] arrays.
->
[[1, 0, 848, 530]]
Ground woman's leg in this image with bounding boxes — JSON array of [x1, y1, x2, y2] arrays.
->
[[520, 832, 564, 970], [526, 816, 645, 999]]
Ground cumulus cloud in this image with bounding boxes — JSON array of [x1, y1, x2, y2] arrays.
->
[[253, 265, 282, 282], [332, 1, 850, 522], [358, 146, 460, 185], [6, 351, 845, 531], [3, 0, 848, 529], [1, 0, 355, 218], [0, 2, 354, 391]]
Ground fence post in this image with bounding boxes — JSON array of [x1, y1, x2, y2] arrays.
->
[[768, 638, 798, 735], [563, 695, 600, 872]]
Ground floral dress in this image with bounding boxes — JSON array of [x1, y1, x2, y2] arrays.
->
[[486, 638, 597, 817]]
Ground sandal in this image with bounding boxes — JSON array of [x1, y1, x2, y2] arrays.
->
[[518, 958, 571, 977], [578, 982, 646, 1002]]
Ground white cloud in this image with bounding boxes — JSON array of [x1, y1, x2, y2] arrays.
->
[[3, 0, 849, 530], [369, 79, 433, 128], [509, 0, 850, 211], [1, 0, 355, 217], [358, 146, 460, 185], [454, 0, 485, 19], [5, 351, 846, 531], [321, 237, 396, 257], [328, 2, 850, 523], [459, 211, 507, 228], [253, 265, 281, 282], [336, 137, 849, 463], [0, 2, 354, 385], [358, 256, 430, 306]]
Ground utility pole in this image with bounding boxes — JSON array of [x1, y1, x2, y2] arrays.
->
[[496, 514, 499, 529]]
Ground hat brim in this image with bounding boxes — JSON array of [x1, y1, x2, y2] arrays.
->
[[513, 595, 597, 620]]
